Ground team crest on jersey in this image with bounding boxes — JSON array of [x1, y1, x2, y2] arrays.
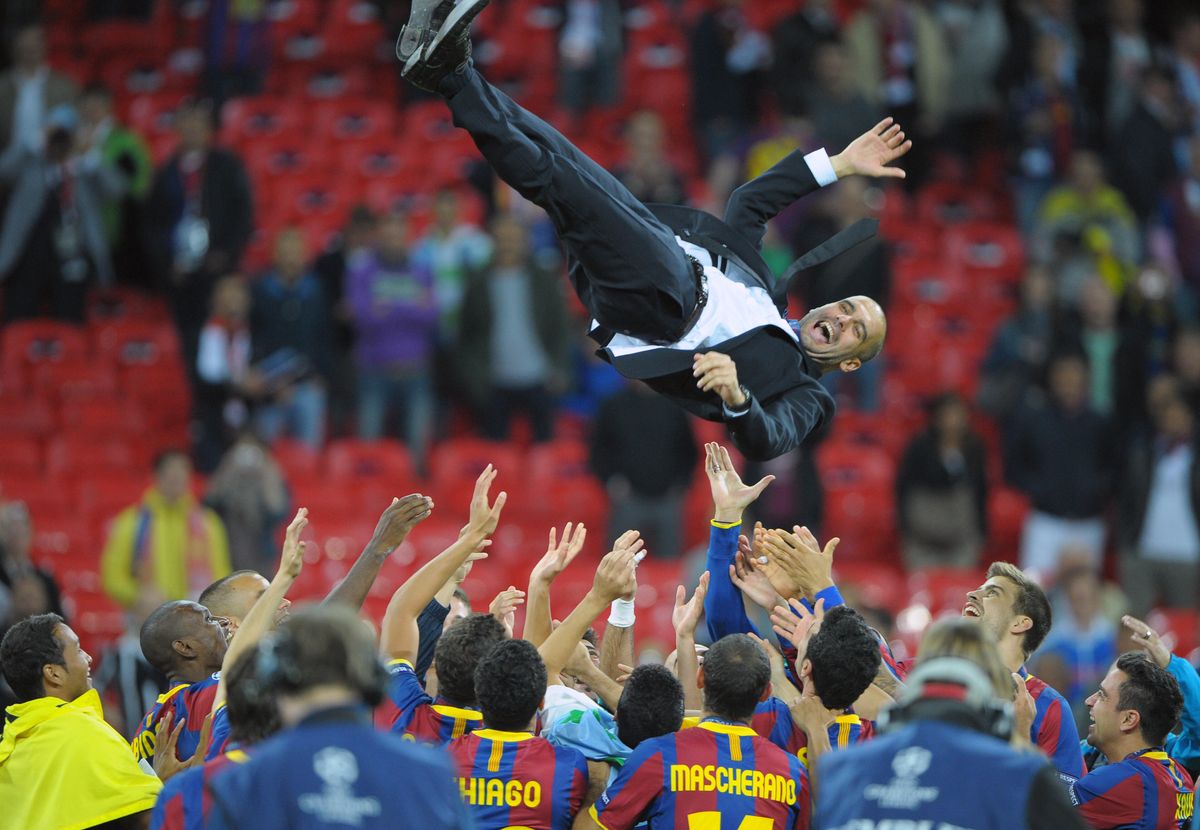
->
[[298, 748, 382, 826], [863, 747, 939, 810]]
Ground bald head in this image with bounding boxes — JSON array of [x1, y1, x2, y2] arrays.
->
[[140, 600, 229, 682], [795, 295, 887, 374], [199, 571, 291, 633]]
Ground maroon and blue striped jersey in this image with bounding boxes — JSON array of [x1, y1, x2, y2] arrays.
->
[[131, 673, 221, 761], [590, 720, 810, 830], [149, 747, 251, 830], [749, 698, 872, 765], [1065, 748, 1194, 829], [1019, 666, 1086, 778], [448, 728, 588, 829], [387, 658, 483, 746]]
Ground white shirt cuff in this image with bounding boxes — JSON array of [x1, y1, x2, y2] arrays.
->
[[804, 148, 838, 187], [723, 402, 751, 419]]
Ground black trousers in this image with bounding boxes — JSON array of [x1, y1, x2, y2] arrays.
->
[[447, 68, 697, 344]]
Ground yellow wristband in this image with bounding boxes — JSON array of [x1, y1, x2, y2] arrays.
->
[[710, 519, 743, 530]]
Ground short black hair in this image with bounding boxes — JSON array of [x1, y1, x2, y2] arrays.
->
[[225, 647, 280, 745], [199, 570, 263, 616], [616, 665, 684, 748], [807, 606, 881, 710], [0, 613, 64, 702], [152, 448, 190, 474], [582, 627, 598, 648], [474, 639, 545, 731], [140, 601, 195, 675], [702, 634, 771, 722], [435, 613, 507, 705], [1116, 652, 1183, 746], [986, 562, 1052, 657]]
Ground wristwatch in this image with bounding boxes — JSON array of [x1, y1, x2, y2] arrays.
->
[[727, 385, 752, 414]]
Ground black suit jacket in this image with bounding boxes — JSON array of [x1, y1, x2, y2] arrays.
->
[[590, 148, 849, 461]]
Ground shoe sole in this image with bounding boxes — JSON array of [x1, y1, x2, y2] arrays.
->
[[402, 0, 490, 74], [396, 0, 443, 64]]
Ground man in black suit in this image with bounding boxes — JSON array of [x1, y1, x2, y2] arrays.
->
[[397, 0, 909, 460]]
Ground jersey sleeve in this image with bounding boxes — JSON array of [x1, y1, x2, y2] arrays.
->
[[590, 741, 666, 830], [149, 775, 184, 830], [788, 753, 812, 830], [387, 658, 433, 718], [1034, 688, 1085, 778], [1165, 654, 1200, 769], [703, 521, 759, 641], [1065, 764, 1145, 827], [205, 706, 231, 762]]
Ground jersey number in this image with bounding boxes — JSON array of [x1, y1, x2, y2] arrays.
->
[[687, 814, 774, 830]]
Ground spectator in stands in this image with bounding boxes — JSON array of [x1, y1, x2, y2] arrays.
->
[[935, 0, 1009, 158], [1169, 9, 1200, 136], [978, 265, 1056, 420], [1111, 265, 1180, 433], [813, 618, 1086, 830], [195, 274, 253, 471], [590, 382, 697, 559], [1161, 134, 1200, 313], [1009, 33, 1083, 235], [0, 501, 64, 627], [745, 445, 825, 539], [844, 0, 951, 186], [1005, 352, 1115, 577], [0, 104, 117, 324], [204, 605, 472, 828], [91, 605, 166, 739], [769, 0, 840, 118], [1036, 552, 1118, 730], [558, 0, 624, 118], [1078, 0, 1156, 141], [0, 614, 162, 830], [1034, 149, 1140, 301], [688, 0, 771, 161], [1052, 275, 1125, 417], [791, 176, 891, 412], [612, 110, 687, 206], [895, 392, 989, 571], [804, 40, 881, 156], [1108, 65, 1183, 225], [100, 449, 231, 611], [314, 204, 376, 436], [1174, 326, 1200, 414], [203, 436, 289, 575], [348, 210, 438, 472], [456, 212, 571, 443], [1117, 393, 1200, 616], [77, 82, 152, 286], [0, 24, 77, 158], [146, 98, 253, 376], [414, 189, 491, 339], [198, 0, 270, 107], [249, 227, 333, 450]]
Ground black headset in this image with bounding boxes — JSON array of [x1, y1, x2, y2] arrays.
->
[[876, 657, 1015, 741], [248, 627, 390, 709]]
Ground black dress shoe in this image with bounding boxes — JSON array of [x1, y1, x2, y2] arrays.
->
[[401, 0, 490, 92]]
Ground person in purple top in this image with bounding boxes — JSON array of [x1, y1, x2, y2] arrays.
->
[[347, 210, 440, 471]]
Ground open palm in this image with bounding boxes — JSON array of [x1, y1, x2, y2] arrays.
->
[[705, 443, 773, 518], [837, 118, 912, 179]]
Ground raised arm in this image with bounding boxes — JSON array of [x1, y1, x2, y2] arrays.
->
[[599, 551, 637, 682], [700, 442, 776, 640], [214, 508, 308, 710], [540, 532, 640, 682], [1123, 615, 1200, 767], [675, 572, 710, 712], [381, 467, 506, 663], [723, 117, 911, 250], [323, 494, 433, 610], [524, 523, 588, 647]]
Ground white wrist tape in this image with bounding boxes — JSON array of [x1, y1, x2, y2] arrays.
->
[[608, 598, 636, 628]]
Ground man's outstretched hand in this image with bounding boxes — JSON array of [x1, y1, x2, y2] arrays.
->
[[369, 494, 434, 553], [831, 117, 912, 180], [694, 353, 746, 409], [705, 442, 773, 523]]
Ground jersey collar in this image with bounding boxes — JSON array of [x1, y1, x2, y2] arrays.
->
[[698, 719, 757, 737], [473, 729, 535, 742]]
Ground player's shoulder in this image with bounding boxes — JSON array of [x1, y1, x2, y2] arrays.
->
[[1024, 672, 1066, 703], [1077, 757, 1142, 792]]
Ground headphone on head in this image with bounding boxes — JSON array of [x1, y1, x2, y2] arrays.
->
[[876, 657, 1014, 741], [248, 625, 389, 708]]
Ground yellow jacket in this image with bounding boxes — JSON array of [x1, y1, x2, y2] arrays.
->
[[0, 689, 162, 830], [101, 488, 231, 608]]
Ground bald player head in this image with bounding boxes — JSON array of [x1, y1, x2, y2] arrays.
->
[[199, 570, 292, 635], [140, 600, 229, 684]]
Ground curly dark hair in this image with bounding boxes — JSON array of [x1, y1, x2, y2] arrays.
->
[[0, 613, 65, 702], [474, 639, 546, 731], [1116, 652, 1183, 746], [435, 613, 508, 705], [702, 634, 771, 722], [616, 665, 684, 749], [807, 606, 881, 710]]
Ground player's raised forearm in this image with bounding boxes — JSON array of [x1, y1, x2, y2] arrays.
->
[[541, 591, 609, 680]]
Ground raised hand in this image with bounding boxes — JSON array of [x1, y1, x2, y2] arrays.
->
[[771, 597, 825, 654], [747, 631, 788, 681], [490, 586, 526, 637], [831, 117, 912, 180], [1122, 615, 1172, 668], [278, 507, 310, 578], [758, 526, 838, 601], [467, 465, 507, 536], [369, 494, 434, 553], [592, 533, 641, 602], [693, 352, 747, 409], [530, 523, 588, 585], [673, 571, 711, 639], [730, 548, 785, 612], [704, 443, 774, 523]]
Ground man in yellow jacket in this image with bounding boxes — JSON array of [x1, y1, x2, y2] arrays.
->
[[102, 449, 231, 611], [0, 613, 162, 830]]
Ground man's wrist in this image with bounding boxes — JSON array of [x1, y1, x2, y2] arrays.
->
[[829, 152, 851, 179], [608, 598, 636, 628], [712, 510, 743, 525]]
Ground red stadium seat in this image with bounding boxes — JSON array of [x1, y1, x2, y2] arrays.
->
[[47, 437, 143, 478], [431, 438, 523, 490], [60, 398, 148, 437], [322, 0, 388, 60], [944, 222, 1026, 286], [816, 443, 894, 491], [123, 90, 191, 147], [267, 0, 322, 56], [313, 98, 398, 146], [326, 439, 415, 483], [0, 438, 42, 478], [219, 96, 304, 146], [273, 438, 323, 478], [0, 397, 55, 438], [82, 19, 167, 61], [91, 319, 182, 368], [908, 567, 986, 617], [33, 360, 119, 401], [2, 321, 89, 372]]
